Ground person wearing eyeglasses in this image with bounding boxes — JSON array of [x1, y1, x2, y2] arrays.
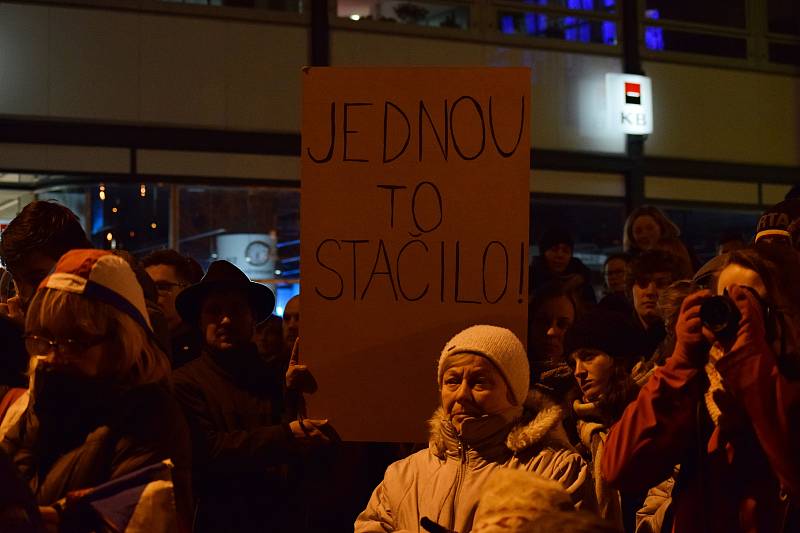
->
[[142, 249, 205, 369], [625, 250, 684, 368], [0, 249, 192, 533]]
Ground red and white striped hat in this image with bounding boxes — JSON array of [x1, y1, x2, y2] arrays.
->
[[39, 249, 152, 332]]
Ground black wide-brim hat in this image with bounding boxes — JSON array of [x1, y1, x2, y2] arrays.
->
[[175, 260, 275, 325]]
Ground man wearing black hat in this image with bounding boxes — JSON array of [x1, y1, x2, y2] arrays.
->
[[172, 260, 332, 533]]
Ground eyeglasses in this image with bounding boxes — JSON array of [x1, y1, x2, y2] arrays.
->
[[24, 334, 107, 358], [154, 281, 187, 294]]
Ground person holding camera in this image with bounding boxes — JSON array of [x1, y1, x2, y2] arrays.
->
[[601, 245, 800, 533]]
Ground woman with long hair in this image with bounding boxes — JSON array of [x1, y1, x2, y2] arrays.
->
[[565, 309, 642, 530], [622, 206, 681, 254]]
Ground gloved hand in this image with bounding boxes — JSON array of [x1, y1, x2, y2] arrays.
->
[[672, 289, 714, 367]]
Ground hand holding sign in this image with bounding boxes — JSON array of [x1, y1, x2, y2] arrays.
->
[[288, 418, 339, 447], [285, 337, 319, 394]]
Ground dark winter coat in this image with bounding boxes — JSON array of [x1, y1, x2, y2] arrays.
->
[[0, 384, 192, 530], [173, 346, 295, 532], [603, 335, 800, 532]]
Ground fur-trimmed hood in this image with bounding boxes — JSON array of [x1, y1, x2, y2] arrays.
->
[[428, 388, 573, 460]]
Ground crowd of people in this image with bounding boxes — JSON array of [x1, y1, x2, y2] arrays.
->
[[0, 191, 798, 532]]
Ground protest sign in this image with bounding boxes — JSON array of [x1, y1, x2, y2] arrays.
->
[[301, 67, 530, 442]]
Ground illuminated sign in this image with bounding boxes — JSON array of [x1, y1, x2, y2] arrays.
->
[[606, 73, 653, 135]]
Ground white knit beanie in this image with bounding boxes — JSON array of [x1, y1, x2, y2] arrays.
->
[[438, 325, 530, 405]]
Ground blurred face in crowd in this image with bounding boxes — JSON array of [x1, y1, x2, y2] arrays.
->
[[254, 316, 284, 360], [604, 258, 627, 295], [633, 215, 662, 251], [201, 289, 255, 352], [571, 349, 614, 402], [544, 244, 572, 274], [145, 264, 187, 332], [283, 295, 300, 350], [10, 251, 57, 312], [441, 353, 514, 432], [531, 295, 575, 362], [633, 271, 672, 328]]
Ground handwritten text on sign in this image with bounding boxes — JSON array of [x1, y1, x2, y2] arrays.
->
[[301, 68, 531, 442]]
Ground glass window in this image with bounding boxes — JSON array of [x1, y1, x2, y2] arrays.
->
[[501, 0, 616, 14], [337, 1, 470, 29], [530, 196, 628, 292], [160, 0, 303, 11], [769, 42, 800, 66], [658, 206, 759, 263], [767, 0, 800, 36], [178, 186, 300, 282], [39, 183, 171, 252], [498, 11, 617, 44], [644, 0, 746, 28], [643, 27, 747, 58], [1, 180, 304, 279]]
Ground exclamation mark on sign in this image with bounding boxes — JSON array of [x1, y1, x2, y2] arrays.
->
[[518, 241, 525, 304]]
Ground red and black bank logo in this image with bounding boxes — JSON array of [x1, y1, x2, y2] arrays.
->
[[625, 82, 641, 105]]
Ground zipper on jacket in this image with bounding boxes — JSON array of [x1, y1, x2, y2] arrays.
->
[[449, 439, 468, 530]]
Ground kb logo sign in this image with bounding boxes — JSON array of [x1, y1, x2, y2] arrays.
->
[[606, 74, 653, 135]]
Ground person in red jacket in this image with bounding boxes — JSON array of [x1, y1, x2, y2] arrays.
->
[[602, 244, 800, 532]]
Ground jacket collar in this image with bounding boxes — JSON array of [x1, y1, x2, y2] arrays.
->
[[428, 389, 571, 461]]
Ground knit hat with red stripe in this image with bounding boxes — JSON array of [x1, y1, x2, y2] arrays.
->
[[39, 249, 152, 332]]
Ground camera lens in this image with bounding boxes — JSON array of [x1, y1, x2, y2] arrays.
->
[[700, 296, 741, 341]]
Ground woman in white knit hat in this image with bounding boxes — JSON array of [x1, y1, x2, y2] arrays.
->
[[355, 324, 591, 533]]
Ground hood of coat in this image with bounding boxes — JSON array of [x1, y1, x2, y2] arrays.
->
[[428, 389, 571, 460]]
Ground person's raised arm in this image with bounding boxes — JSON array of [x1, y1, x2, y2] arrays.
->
[[715, 285, 800, 500], [602, 291, 711, 492]]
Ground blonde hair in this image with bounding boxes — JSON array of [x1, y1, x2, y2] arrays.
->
[[623, 205, 681, 253], [25, 288, 171, 388]]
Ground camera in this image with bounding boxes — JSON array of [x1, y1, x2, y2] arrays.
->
[[699, 296, 741, 342]]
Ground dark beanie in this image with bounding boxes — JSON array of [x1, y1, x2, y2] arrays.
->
[[565, 309, 643, 362], [539, 228, 574, 253], [755, 199, 800, 244]]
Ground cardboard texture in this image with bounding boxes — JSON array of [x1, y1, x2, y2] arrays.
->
[[301, 67, 530, 442]]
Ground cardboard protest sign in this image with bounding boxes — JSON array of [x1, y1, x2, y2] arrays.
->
[[301, 67, 530, 442]]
